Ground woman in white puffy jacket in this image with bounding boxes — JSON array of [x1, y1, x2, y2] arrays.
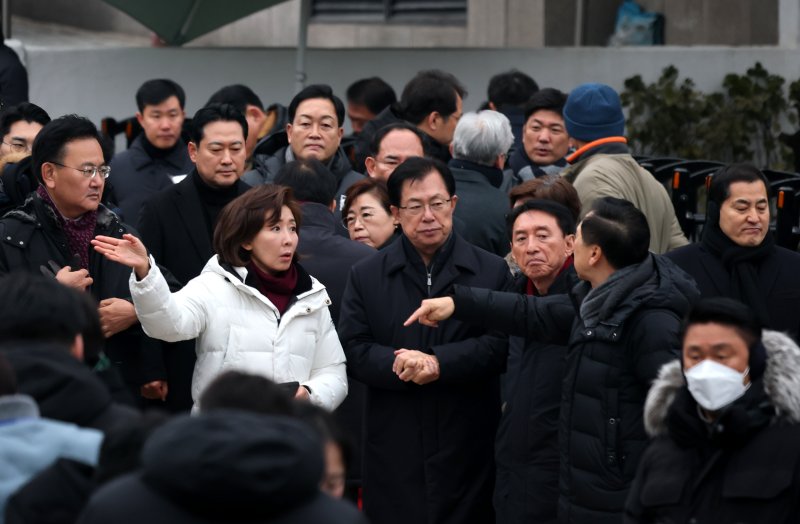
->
[[92, 184, 347, 410]]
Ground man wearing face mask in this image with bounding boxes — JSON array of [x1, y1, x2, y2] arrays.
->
[[624, 297, 800, 524]]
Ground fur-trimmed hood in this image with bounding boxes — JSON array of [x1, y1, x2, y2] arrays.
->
[[645, 330, 800, 437]]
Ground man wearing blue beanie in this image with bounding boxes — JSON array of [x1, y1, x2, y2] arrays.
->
[[560, 83, 687, 253]]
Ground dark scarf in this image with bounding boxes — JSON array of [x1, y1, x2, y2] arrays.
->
[[448, 158, 504, 188], [579, 254, 657, 328], [36, 185, 97, 270], [702, 201, 774, 327], [192, 171, 241, 238], [508, 146, 567, 179], [140, 135, 181, 160], [247, 261, 298, 316]]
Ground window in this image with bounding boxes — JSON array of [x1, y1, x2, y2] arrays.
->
[[311, 0, 467, 25]]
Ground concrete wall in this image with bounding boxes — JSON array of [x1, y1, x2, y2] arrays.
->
[[11, 0, 781, 48], [23, 45, 800, 136]]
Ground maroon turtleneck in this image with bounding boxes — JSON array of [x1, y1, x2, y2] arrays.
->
[[246, 261, 298, 315]]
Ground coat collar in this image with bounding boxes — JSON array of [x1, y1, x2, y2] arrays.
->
[[209, 256, 327, 313], [0, 394, 39, 422], [299, 202, 338, 233], [128, 135, 191, 171], [382, 232, 481, 296], [644, 330, 800, 437], [691, 244, 781, 305], [172, 171, 249, 262], [448, 158, 505, 189]]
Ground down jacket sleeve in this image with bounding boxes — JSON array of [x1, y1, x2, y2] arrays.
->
[[302, 304, 348, 410], [129, 256, 209, 343], [452, 285, 575, 344]]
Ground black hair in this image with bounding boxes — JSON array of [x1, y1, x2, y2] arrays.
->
[[94, 410, 171, 485], [198, 370, 295, 416], [488, 70, 539, 109], [0, 102, 50, 139], [288, 84, 345, 127], [31, 114, 103, 184], [507, 198, 576, 240], [274, 158, 338, 206], [135, 79, 186, 112], [580, 197, 650, 269], [386, 156, 455, 207], [294, 401, 354, 475], [206, 84, 264, 115], [345, 77, 397, 115], [0, 352, 16, 396], [681, 297, 766, 380], [398, 70, 467, 125], [190, 103, 248, 144], [368, 121, 425, 157], [523, 88, 568, 121], [0, 272, 90, 348], [708, 163, 770, 206]]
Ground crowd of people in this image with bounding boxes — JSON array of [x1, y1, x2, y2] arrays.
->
[[1, 67, 800, 524]]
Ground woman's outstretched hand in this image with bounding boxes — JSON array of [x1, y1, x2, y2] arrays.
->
[[92, 234, 150, 280]]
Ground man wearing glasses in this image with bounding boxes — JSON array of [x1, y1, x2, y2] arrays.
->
[[338, 156, 510, 524], [0, 102, 50, 214], [0, 115, 162, 404]]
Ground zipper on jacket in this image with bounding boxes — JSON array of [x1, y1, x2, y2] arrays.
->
[[426, 264, 433, 297]]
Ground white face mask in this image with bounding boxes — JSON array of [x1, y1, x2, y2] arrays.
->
[[685, 359, 750, 412]]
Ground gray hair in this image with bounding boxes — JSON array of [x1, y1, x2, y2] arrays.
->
[[452, 110, 514, 166]]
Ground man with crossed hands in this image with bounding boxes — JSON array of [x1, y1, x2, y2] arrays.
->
[[338, 156, 509, 524]]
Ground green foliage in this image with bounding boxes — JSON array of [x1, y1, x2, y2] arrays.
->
[[621, 63, 795, 169]]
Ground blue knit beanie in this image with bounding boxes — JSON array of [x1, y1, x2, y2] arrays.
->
[[563, 83, 625, 142]]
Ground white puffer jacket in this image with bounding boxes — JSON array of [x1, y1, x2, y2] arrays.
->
[[129, 255, 348, 410]]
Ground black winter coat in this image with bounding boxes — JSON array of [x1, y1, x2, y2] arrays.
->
[[108, 135, 194, 228], [448, 159, 510, 258], [295, 201, 375, 492], [0, 196, 164, 389], [452, 254, 698, 524], [338, 233, 510, 524], [0, 342, 138, 432], [625, 330, 800, 524], [493, 267, 577, 524], [242, 131, 364, 222], [665, 242, 800, 341], [296, 202, 376, 325], [76, 411, 367, 524]]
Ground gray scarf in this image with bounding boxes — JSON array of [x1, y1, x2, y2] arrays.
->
[[580, 255, 656, 328]]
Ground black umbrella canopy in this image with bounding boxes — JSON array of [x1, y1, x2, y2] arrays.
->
[[103, 0, 288, 46]]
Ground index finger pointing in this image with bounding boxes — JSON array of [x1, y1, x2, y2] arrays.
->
[[403, 306, 425, 327]]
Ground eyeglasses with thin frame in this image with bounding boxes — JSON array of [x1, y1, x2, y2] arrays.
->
[[49, 161, 111, 179], [398, 198, 451, 216], [342, 208, 386, 229], [2, 140, 31, 153]]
